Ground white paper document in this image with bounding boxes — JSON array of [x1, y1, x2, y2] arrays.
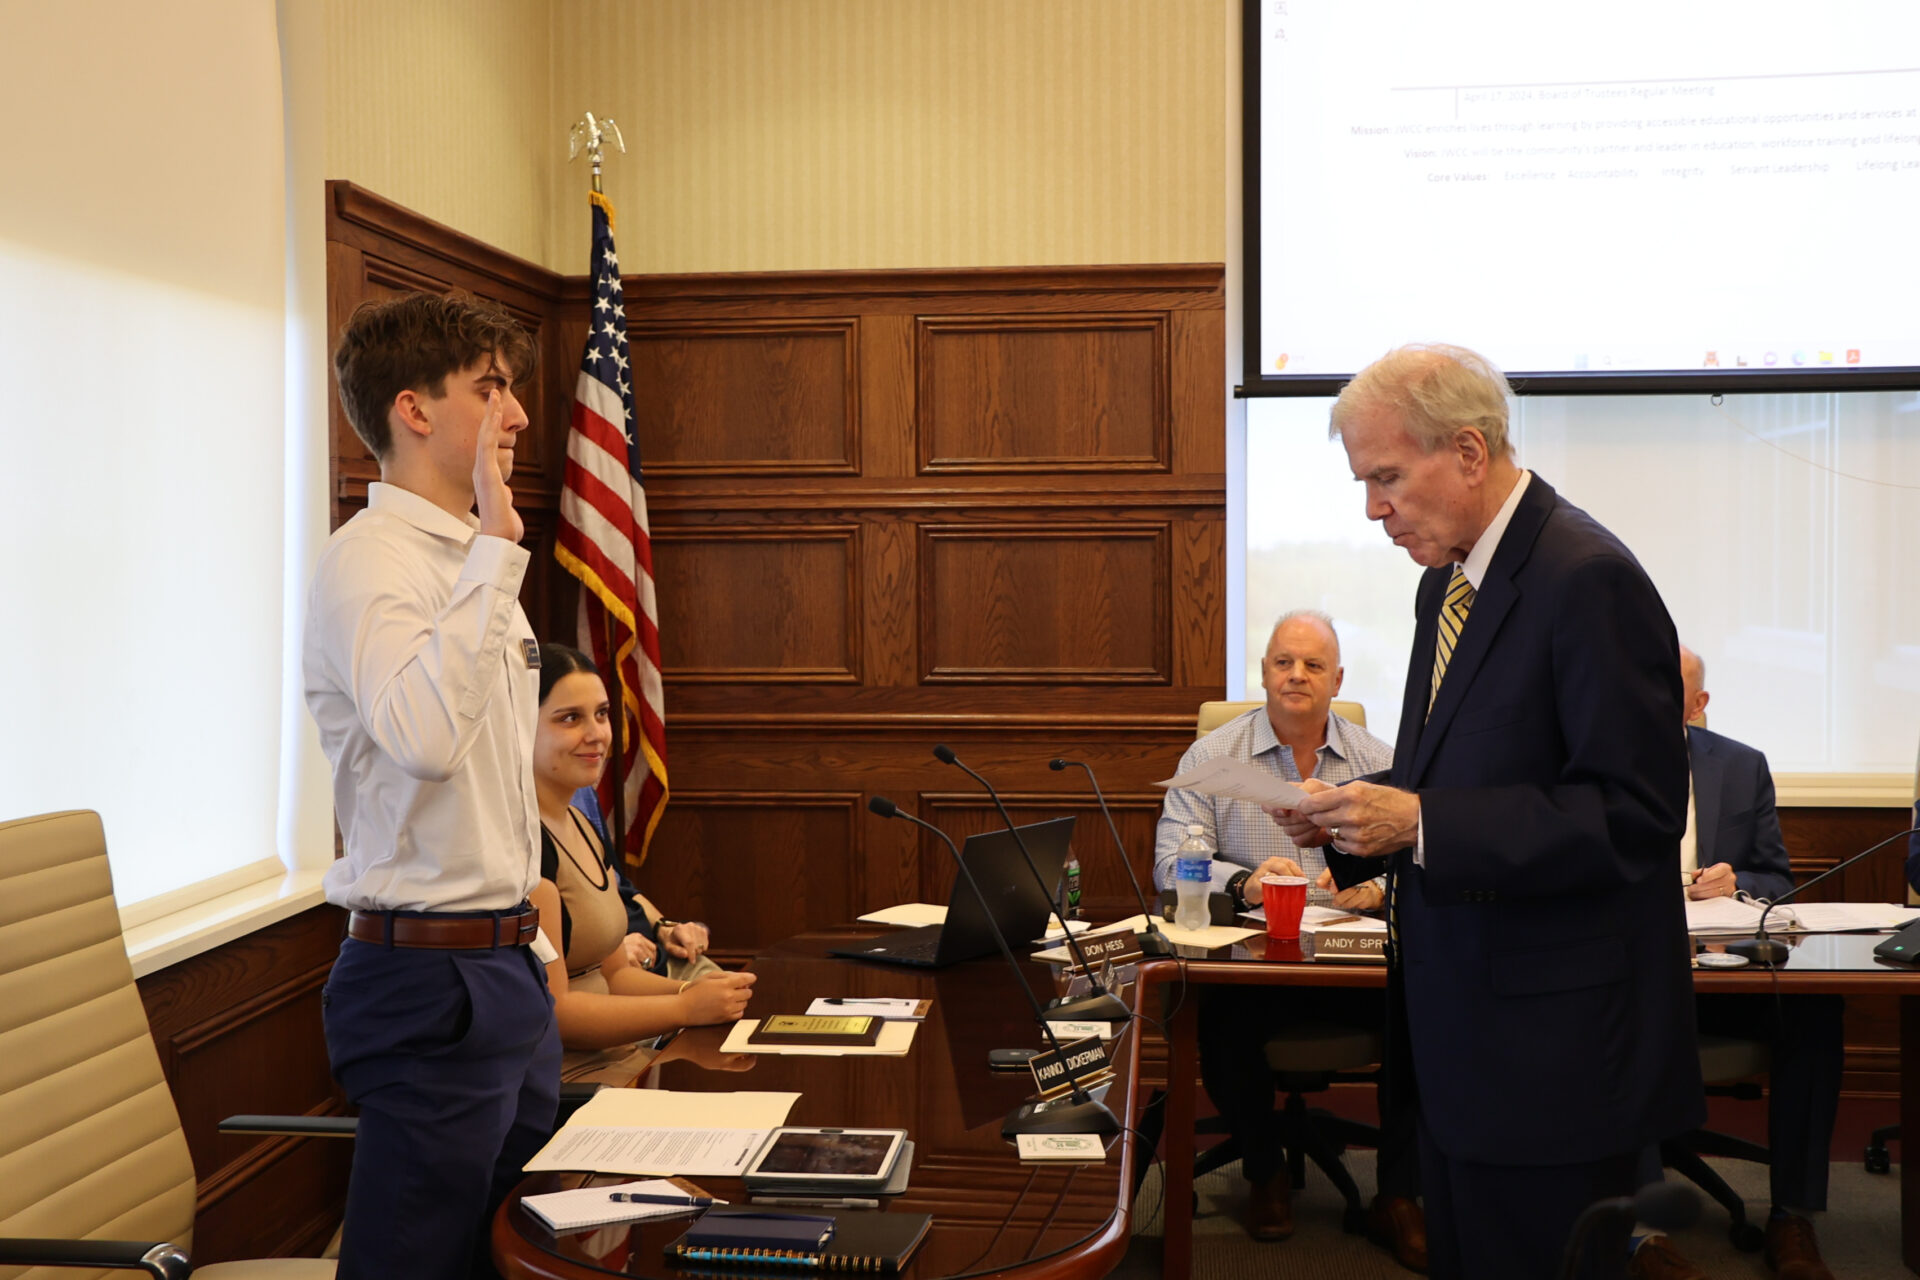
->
[[564, 1089, 800, 1132], [1157, 758, 1310, 809], [524, 1126, 771, 1176], [1030, 913, 1258, 961], [803, 997, 927, 1019], [857, 902, 948, 926], [519, 1179, 727, 1233], [1684, 898, 1920, 935]]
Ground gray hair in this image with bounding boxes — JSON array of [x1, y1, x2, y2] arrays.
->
[[1268, 609, 1341, 666], [1329, 342, 1514, 460]]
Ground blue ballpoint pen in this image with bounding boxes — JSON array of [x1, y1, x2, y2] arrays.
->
[[608, 1191, 716, 1206]]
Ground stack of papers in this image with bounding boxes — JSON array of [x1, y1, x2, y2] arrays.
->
[[523, 1089, 799, 1176], [1684, 897, 1920, 935]]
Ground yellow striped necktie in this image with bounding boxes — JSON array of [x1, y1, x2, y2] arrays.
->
[[1429, 566, 1476, 714]]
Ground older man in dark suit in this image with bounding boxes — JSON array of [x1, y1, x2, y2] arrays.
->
[[1276, 344, 1703, 1280]]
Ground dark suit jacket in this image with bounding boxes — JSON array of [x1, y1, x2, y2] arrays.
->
[[1388, 474, 1704, 1165], [1688, 726, 1792, 901]]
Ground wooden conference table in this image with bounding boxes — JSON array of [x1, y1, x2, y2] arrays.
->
[[495, 924, 1920, 1279], [493, 928, 1146, 1280]]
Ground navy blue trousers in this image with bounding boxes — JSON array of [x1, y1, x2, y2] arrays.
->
[[1419, 1111, 1639, 1280], [1695, 992, 1845, 1212], [324, 934, 560, 1280]]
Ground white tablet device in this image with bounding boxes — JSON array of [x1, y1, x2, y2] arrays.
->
[[742, 1127, 908, 1191]]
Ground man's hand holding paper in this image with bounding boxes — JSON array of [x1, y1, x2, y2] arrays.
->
[[1263, 776, 1336, 848], [1292, 780, 1421, 861]]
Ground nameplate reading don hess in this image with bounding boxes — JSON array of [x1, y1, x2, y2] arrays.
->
[[1312, 931, 1386, 963], [1028, 1036, 1115, 1098], [1064, 932, 1141, 975]]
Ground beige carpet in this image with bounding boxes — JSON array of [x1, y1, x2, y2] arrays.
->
[[1113, 1152, 1908, 1278]]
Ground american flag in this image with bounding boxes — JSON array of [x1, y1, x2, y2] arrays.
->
[[556, 191, 668, 863]]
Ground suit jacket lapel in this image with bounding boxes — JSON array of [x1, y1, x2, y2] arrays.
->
[[1407, 477, 1557, 785], [1689, 731, 1721, 868], [1391, 567, 1448, 784]]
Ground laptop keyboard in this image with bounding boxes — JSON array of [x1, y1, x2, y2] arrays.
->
[[883, 926, 943, 962]]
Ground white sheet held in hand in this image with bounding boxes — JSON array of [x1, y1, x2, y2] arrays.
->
[[1157, 758, 1311, 809]]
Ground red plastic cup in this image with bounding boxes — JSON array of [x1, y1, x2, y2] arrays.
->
[[1261, 874, 1309, 940]]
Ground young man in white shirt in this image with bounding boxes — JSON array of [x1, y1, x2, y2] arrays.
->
[[306, 292, 559, 1280]]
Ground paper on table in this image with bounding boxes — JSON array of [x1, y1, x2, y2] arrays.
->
[[1030, 914, 1258, 961], [564, 1089, 800, 1132], [857, 902, 948, 926], [1766, 902, 1920, 933], [523, 1127, 771, 1176], [520, 1179, 727, 1233], [720, 1018, 918, 1057], [804, 997, 928, 1019], [1157, 758, 1310, 809], [1683, 897, 1769, 934]]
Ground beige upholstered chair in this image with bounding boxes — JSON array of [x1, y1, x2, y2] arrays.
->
[[1195, 699, 1368, 739], [0, 811, 336, 1278]]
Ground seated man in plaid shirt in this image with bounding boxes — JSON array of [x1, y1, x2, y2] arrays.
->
[[1153, 610, 1422, 1268]]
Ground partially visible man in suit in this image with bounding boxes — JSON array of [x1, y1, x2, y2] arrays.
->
[[1630, 646, 1840, 1280], [1153, 611, 1423, 1268], [1275, 343, 1703, 1280]]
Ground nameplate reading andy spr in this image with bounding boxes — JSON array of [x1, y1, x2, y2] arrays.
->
[[1312, 931, 1387, 963]]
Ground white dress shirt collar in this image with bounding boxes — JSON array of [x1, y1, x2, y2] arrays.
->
[[1458, 469, 1533, 590], [367, 480, 481, 542]]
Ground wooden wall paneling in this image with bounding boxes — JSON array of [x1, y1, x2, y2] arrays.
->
[[918, 523, 1172, 684], [137, 904, 350, 1263], [915, 314, 1170, 474], [864, 517, 919, 688], [859, 314, 917, 478], [637, 793, 862, 959], [1169, 307, 1227, 474], [629, 319, 859, 476], [653, 524, 862, 683], [1173, 512, 1227, 688]]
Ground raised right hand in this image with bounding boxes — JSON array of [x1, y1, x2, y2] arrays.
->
[[473, 389, 524, 543]]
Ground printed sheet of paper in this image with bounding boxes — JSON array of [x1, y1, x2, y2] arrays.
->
[[1157, 758, 1311, 809], [524, 1127, 772, 1176], [856, 902, 948, 926], [804, 997, 930, 1020], [565, 1089, 800, 1132], [1030, 914, 1258, 961], [1683, 897, 1768, 934]]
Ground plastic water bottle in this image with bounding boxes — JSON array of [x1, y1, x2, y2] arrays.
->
[[1061, 852, 1083, 919], [1174, 824, 1213, 931]]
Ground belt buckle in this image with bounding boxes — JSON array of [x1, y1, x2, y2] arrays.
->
[[515, 911, 539, 947]]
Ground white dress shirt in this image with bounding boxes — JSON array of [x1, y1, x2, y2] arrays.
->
[[304, 482, 542, 912], [1415, 470, 1532, 865]]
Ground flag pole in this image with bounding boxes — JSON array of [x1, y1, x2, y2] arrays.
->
[[567, 110, 636, 864]]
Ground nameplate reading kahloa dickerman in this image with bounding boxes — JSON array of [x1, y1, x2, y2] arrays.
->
[[1157, 758, 1310, 810]]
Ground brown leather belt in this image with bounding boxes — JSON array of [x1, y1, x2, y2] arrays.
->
[[348, 906, 540, 950]]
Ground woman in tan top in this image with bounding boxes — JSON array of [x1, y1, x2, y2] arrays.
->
[[530, 645, 754, 1083]]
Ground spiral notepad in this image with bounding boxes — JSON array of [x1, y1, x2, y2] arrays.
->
[[665, 1209, 931, 1273]]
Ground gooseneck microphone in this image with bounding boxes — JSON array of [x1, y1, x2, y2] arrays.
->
[[933, 745, 1132, 1022], [1558, 1181, 1700, 1280], [1050, 757, 1171, 958], [1725, 825, 1920, 965], [867, 796, 1120, 1138]]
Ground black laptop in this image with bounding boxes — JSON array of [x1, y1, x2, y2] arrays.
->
[[830, 817, 1076, 969]]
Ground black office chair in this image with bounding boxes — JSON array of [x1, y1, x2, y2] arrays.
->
[[1659, 1033, 1771, 1251], [1191, 1020, 1384, 1233]]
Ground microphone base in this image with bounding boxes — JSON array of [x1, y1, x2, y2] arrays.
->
[[1001, 1092, 1123, 1141], [1725, 935, 1791, 965], [1046, 991, 1133, 1023], [1134, 928, 1174, 958]]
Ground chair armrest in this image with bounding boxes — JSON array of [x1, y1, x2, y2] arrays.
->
[[0, 1238, 190, 1278], [218, 1114, 358, 1139]]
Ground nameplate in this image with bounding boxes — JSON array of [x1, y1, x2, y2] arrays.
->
[[1061, 932, 1142, 976], [1312, 931, 1387, 963], [1029, 1035, 1114, 1098]]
